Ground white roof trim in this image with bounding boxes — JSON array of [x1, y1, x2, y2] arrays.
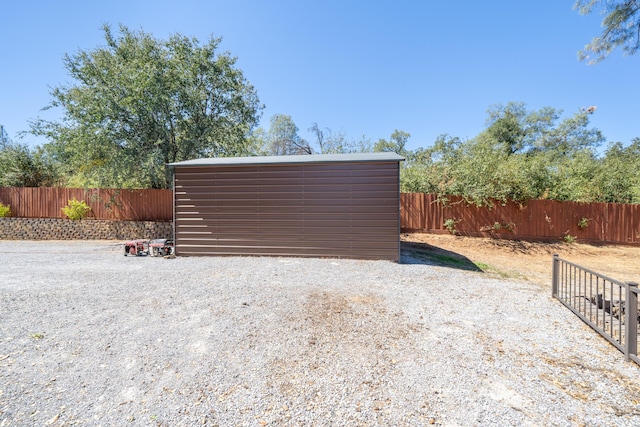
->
[[168, 152, 404, 167]]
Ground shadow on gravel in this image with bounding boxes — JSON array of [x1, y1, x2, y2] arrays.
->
[[400, 241, 483, 272]]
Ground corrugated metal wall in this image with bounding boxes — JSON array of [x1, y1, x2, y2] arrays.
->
[[173, 161, 400, 260]]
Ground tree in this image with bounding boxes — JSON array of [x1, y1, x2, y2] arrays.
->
[[574, 0, 640, 63], [0, 143, 61, 187], [252, 114, 312, 155], [482, 102, 603, 157], [308, 123, 372, 154], [0, 125, 10, 148], [400, 103, 606, 205], [401, 135, 461, 195], [31, 24, 263, 188], [484, 104, 528, 155], [249, 117, 373, 156], [373, 130, 410, 155], [309, 123, 346, 154], [595, 139, 640, 202], [542, 107, 603, 157], [547, 149, 601, 202]]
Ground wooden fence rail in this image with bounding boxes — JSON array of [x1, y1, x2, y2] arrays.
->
[[2, 189, 639, 245], [0, 188, 173, 221], [401, 193, 640, 246]]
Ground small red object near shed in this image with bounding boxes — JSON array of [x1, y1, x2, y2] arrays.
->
[[124, 239, 149, 256]]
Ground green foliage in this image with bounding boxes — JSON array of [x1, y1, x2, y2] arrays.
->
[[397, 102, 640, 206], [0, 142, 61, 187], [402, 130, 554, 207], [250, 117, 376, 156], [0, 125, 9, 147], [575, 0, 640, 63], [31, 24, 263, 189], [483, 102, 603, 156], [547, 149, 601, 202], [254, 114, 312, 155], [373, 130, 410, 156], [401, 162, 441, 194], [208, 99, 639, 207], [578, 217, 591, 229], [595, 139, 640, 203], [563, 233, 577, 244], [62, 198, 92, 220], [444, 218, 460, 235], [0, 203, 10, 217], [484, 102, 548, 155], [474, 262, 490, 271], [308, 123, 372, 154], [481, 221, 515, 233]]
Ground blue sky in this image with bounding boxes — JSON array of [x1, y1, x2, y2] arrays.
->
[[1, 1, 637, 153]]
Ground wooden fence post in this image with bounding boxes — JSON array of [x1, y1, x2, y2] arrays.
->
[[625, 282, 639, 361]]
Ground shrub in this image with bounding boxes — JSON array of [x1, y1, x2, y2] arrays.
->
[[480, 221, 516, 233], [0, 203, 10, 217], [62, 198, 92, 220], [444, 218, 460, 235], [578, 217, 590, 229]]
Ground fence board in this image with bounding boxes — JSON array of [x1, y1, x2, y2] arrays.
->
[[400, 193, 640, 246], [3, 189, 639, 244], [0, 188, 173, 221]]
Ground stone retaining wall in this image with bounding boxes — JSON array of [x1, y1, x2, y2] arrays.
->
[[0, 218, 173, 240]]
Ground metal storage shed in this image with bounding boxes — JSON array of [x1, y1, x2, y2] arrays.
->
[[168, 152, 404, 261]]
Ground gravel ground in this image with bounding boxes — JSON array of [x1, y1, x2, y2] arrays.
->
[[1, 240, 640, 427]]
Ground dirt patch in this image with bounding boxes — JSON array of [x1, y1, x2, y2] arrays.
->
[[402, 233, 640, 287]]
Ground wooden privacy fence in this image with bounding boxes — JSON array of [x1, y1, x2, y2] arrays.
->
[[3, 189, 640, 244], [401, 193, 640, 245], [0, 187, 173, 221]]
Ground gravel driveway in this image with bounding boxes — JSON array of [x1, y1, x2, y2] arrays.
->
[[1, 240, 639, 426]]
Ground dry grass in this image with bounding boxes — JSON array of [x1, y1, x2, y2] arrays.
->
[[402, 233, 640, 287]]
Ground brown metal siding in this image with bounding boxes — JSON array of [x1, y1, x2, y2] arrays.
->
[[173, 161, 400, 260]]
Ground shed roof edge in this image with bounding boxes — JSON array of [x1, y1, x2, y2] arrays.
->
[[167, 152, 404, 167]]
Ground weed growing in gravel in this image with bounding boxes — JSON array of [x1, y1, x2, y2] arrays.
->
[[474, 262, 490, 271], [30, 333, 44, 340], [473, 262, 527, 280], [431, 253, 467, 266]]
